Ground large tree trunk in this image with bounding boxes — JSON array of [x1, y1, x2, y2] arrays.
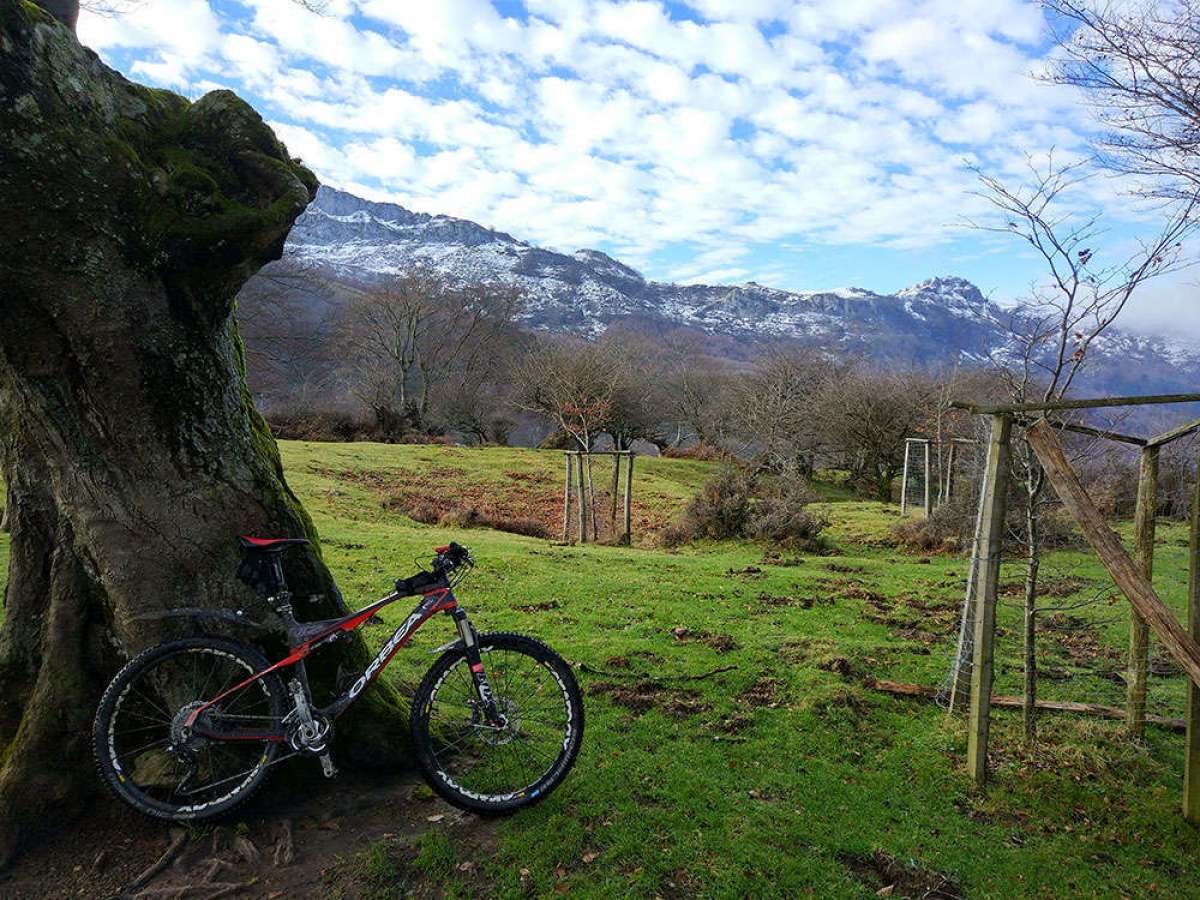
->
[[0, 4, 406, 864], [34, 0, 75, 29]]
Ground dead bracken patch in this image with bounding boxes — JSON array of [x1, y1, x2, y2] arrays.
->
[[838, 850, 963, 899], [588, 680, 709, 717]]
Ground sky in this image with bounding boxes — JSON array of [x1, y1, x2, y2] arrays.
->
[[77, 0, 1200, 339]]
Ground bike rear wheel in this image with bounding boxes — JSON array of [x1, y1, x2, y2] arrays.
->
[[410, 632, 584, 814], [93, 636, 286, 821]]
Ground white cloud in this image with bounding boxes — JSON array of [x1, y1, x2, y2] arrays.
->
[[73, 0, 1190, 333]]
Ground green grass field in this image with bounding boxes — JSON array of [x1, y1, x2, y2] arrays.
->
[[3, 444, 1199, 897]]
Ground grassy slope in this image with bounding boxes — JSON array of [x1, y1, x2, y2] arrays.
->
[[3, 446, 1199, 897]]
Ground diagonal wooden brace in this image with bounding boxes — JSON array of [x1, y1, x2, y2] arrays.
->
[[1026, 420, 1200, 689]]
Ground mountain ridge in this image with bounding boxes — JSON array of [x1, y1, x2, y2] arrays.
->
[[261, 185, 1200, 395]]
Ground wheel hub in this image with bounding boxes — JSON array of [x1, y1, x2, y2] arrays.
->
[[474, 698, 520, 746]]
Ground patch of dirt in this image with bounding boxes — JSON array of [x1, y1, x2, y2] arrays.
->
[[0, 767, 491, 900], [824, 563, 864, 574], [838, 849, 963, 899], [588, 680, 709, 717], [739, 677, 784, 709], [754, 592, 826, 611], [669, 627, 739, 653], [513, 599, 561, 612], [726, 565, 764, 578], [1039, 614, 1122, 668], [760, 553, 806, 567]]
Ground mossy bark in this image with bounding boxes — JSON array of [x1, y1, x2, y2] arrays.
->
[[0, 2, 407, 864]]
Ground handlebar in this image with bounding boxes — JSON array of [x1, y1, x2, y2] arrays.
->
[[393, 542, 473, 597]]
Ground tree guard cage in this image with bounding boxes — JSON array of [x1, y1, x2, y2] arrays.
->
[[946, 392, 1200, 821], [562, 451, 634, 545], [900, 437, 979, 516]]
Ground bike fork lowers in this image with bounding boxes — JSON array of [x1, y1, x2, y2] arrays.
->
[[451, 608, 502, 722]]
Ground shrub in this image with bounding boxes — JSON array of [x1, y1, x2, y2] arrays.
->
[[747, 472, 828, 548], [663, 467, 827, 548], [662, 468, 753, 546], [892, 490, 976, 553]]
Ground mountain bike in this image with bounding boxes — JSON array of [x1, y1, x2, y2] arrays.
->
[[93, 538, 584, 821]]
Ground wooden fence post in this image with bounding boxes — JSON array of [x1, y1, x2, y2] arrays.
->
[[900, 441, 911, 516], [562, 453, 574, 543], [1128, 446, 1159, 738], [1184, 460, 1200, 822], [967, 414, 1012, 788], [622, 453, 634, 545]]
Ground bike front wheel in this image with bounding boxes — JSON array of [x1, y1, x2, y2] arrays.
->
[[410, 632, 584, 814]]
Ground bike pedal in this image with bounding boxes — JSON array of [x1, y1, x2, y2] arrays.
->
[[318, 752, 338, 779]]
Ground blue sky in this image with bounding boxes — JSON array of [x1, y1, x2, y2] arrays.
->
[[79, 0, 1199, 337]]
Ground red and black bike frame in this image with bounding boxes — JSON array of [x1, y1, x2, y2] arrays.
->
[[184, 575, 501, 742]]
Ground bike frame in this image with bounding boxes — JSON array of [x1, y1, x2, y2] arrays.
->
[[185, 577, 497, 742]]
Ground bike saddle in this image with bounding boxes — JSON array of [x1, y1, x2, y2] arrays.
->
[[238, 536, 309, 553]]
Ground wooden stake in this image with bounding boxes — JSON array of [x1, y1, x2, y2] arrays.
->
[[967, 414, 1011, 788], [562, 453, 574, 543], [1184, 460, 1200, 822], [1127, 446, 1159, 739], [576, 452, 588, 544], [923, 440, 932, 517], [623, 454, 634, 546], [609, 452, 621, 535], [1026, 420, 1200, 688], [900, 440, 911, 516]]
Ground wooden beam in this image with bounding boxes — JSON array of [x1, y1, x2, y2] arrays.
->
[[1185, 462, 1200, 822], [952, 393, 1200, 415], [1146, 415, 1200, 449], [967, 414, 1011, 788], [1127, 446, 1158, 739], [1026, 420, 1200, 689], [1023, 419, 1148, 447], [872, 680, 1185, 732]]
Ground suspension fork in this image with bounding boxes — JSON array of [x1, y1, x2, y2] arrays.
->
[[450, 607, 502, 723]]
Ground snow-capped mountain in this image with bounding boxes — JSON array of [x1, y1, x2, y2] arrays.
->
[[261, 186, 1200, 393]]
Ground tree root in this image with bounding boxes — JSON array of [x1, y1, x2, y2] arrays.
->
[[123, 829, 189, 895]]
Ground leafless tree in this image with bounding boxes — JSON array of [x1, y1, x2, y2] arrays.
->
[[733, 348, 833, 474], [660, 339, 739, 450], [338, 272, 522, 439], [967, 154, 1196, 741], [1044, 0, 1200, 206], [807, 365, 938, 501]]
